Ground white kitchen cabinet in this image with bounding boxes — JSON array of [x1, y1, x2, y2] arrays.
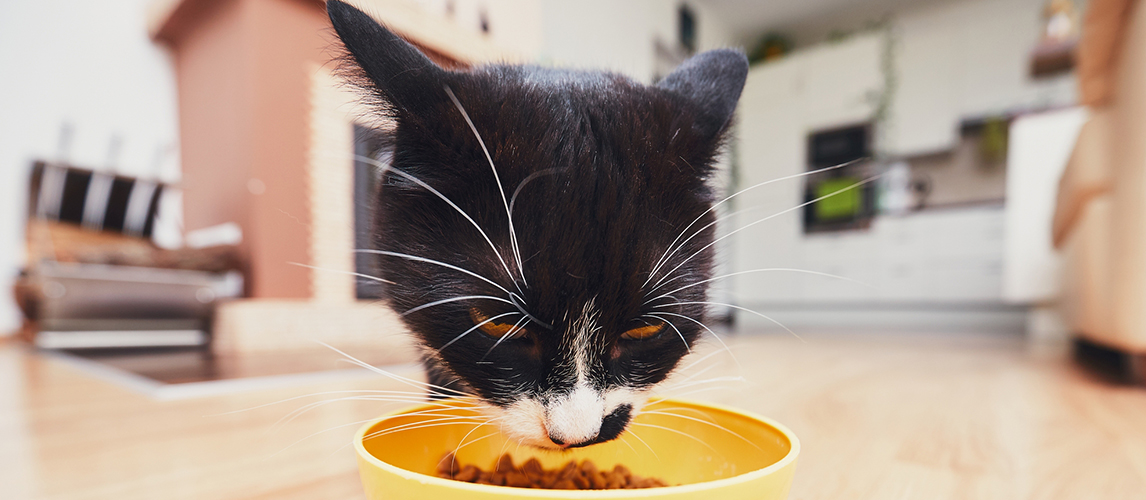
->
[[885, 7, 960, 156], [732, 32, 1007, 311], [801, 34, 883, 130], [731, 57, 807, 304]]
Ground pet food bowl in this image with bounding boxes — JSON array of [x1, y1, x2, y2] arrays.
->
[[354, 398, 799, 499]]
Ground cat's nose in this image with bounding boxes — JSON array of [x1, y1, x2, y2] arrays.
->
[[544, 385, 604, 446]]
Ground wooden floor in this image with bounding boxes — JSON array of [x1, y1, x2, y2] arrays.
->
[[2, 331, 1145, 499]]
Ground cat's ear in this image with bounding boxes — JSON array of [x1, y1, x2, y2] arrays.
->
[[657, 49, 749, 139], [327, 0, 446, 115]]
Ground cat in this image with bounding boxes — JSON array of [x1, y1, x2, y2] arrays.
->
[[327, 0, 747, 449]]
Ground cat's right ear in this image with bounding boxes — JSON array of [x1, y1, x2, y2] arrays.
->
[[327, 0, 446, 115], [656, 49, 748, 140]]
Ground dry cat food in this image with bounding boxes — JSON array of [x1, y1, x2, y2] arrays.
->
[[437, 453, 670, 489]]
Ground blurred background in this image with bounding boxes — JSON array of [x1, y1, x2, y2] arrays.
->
[[0, 0, 1114, 368], [3, 0, 1145, 498]]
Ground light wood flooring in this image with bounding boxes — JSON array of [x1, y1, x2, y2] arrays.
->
[[2, 331, 1145, 499]]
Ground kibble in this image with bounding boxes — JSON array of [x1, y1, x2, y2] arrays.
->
[[436, 453, 670, 489]]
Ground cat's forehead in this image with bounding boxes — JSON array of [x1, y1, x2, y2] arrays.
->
[[459, 66, 685, 132]]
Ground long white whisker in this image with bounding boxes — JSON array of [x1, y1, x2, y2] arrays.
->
[[659, 376, 746, 393], [443, 86, 526, 288], [402, 295, 516, 316], [360, 415, 490, 442], [276, 412, 484, 455], [639, 410, 764, 453], [657, 301, 803, 342], [332, 416, 497, 459], [440, 311, 521, 352], [616, 433, 639, 454], [624, 427, 660, 461], [667, 363, 720, 387], [353, 154, 523, 296], [648, 173, 883, 295], [274, 396, 481, 429], [287, 262, 395, 285], [656, 384, 743, 399], [644, 205, 758, 291], [209, 389, 476, 417], [646, 267, 874, 306], [315, 341, 474, 397], [355, 249, 547, 329], [673, 347, 728, 376], [482, 316, 531, 358], [643, 158, 864, 289], [452, 421, 493, 464], [354, 249, 513, 298], [629, 422, 721, 455], [509, 168, 561, 218], [647, 311, 740, 371], [642, 314, 690, 354]]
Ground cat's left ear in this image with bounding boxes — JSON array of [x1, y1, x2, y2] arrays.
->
[[327, 0, 447, 117], [656, 49, 749, 139]]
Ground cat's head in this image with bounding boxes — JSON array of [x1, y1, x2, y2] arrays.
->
[[328, 0, 747, 449]]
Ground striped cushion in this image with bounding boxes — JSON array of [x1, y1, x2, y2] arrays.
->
[[30, 161, 164, 237]]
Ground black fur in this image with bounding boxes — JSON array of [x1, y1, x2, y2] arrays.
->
[[328, 0, 747, 442]]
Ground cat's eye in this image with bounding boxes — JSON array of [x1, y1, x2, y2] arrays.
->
[[469, 308, 528, 339], [621, 321, 665, 340]]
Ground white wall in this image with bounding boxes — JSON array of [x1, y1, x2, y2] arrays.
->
[[0, 0, 181, 335], [538, 0, 734, 83], [1003, 107, 1088, 304], [885, 0, 1078, 155], [409, 0, 546, 59], [749, 0, 1077, 155], [726, 0, 1080, 331]]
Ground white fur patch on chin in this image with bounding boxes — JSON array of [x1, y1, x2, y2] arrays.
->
[[546, 383, 605, 444], [604, 386, 649, 416], [485, 398, 556, 449], [483, 388, 652, 449]]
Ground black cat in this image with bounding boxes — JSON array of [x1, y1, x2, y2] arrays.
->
[[328, 0, 747, 449]]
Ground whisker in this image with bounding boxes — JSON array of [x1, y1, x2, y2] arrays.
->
[[360, 416, 491, 442], [655, 301, 803, 343], [639, 410, 764, 453], [629, 422, 721, 456], [274, 396, 481, 429], [643, 158, 864, 290], [402, 295, 516, 316], [655, 384, 744, 399], [316, 341, 474, 397], [276, 412, 485, 455], [667, 363, 721, 387], [509, 168, 561, 219], [643, 205, 758, 291], [624, 427, 660, 461], [673, 347, 729, 376], [443, 86, 527, 288], [440, 311, 521, 352], [287, 262, 396, 285], [355, 249, 514, 300], [646, 267, 875, 306], [329, 416, 496, 459], [642, 314, 690, 354], [647, 173, 883, 295], [660, 375, 745, 392], [616, 433, 639, 455], [646, 311, 740, 370], [452, 421, 495, 466], [353, 154, 523, 296], [208, 389, 475, 417], [482, 316, 531, 358]]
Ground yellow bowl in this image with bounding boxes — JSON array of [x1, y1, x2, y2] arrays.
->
[[354, 398, 799, 499]]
